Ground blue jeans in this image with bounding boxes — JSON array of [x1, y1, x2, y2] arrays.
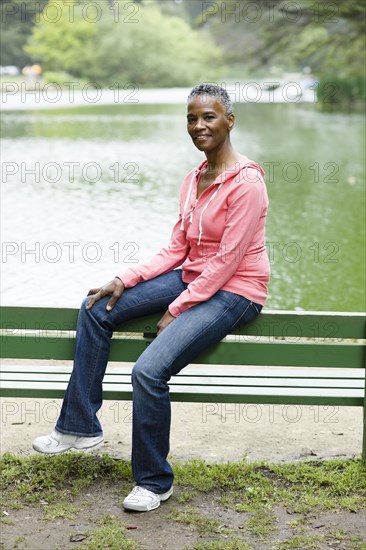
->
[[56, 269, 262, 493]]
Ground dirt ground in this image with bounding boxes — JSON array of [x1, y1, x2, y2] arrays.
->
[[1, 396, 365, 549], [0, 397, 363, 463], [1, 482, 366, 550]]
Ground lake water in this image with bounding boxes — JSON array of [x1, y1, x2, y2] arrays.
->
[[1, 102, 365, 311]]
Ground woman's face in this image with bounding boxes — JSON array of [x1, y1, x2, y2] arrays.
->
[[187, 95, 234, 153]]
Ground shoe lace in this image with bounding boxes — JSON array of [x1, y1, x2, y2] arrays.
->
[[130, 486, 152, 497]]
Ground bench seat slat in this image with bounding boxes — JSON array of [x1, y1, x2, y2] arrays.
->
[[1, 372, 364, 390], [1, 364, 364, 379], [1, 380, 363, 400]]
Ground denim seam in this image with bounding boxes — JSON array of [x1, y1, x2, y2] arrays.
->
[[232, 301, 253, 327], [171, 294, 245, 365], [84, 313, 105, 430]]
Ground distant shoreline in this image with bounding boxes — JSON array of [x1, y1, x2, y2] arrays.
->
[[1, 82, 317, 111]]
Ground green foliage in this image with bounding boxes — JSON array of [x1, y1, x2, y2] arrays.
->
[[25, 0, 97, 75], [200, 0, 365, 74], [25, 0, 223, 87], [0, 0, 48, 66], [42, 70, 85, 86], [318, 73, 366, 111], [198, 0, 365, 109]]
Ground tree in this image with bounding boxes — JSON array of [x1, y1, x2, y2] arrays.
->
[[257, 0, 366, 78], [197, 0, 365, 79], [0, 0, 47, 67], [25, 0, 223, 87], [25, 0, 97, 75]]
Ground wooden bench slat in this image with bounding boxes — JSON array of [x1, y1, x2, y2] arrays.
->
[[1, 372, 363, 390], [2, 336, 365, 369], [1, 388, 362, 407], [194, 340, 365, 369], [1, 380, 363, 399], [1, 307, 365, 339], [1, 364, 364, 380]]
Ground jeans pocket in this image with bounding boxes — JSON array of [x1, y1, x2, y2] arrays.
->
[[232, 300, 263, 331], [250, 302, 262, 316]]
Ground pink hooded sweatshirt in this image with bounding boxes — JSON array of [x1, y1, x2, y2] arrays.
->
[[118, 158, 270, 317]]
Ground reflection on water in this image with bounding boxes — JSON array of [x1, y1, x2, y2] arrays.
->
[[1, 103, 365, 311]]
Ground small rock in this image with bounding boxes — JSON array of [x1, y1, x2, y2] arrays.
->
[[70, 534, 87, 542], [312, 523, 325, 528], [2, 511, 9, 516], [126, 526, 138, 530]]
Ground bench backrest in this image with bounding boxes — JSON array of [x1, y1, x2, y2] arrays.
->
[[1, 307, 365, 369]]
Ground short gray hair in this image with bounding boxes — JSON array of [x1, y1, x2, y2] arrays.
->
[[188, 83, 233, 116]]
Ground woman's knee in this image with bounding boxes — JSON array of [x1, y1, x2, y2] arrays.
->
[[79, 295, 110, 327], [132, 359, 149, 387], [132, 351, 172, 390]]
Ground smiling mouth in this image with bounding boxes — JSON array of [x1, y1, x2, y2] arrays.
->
[[194, 135, 210, 141]]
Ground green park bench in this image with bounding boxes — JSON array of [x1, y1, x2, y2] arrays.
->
[[1, 306, 365, 463]]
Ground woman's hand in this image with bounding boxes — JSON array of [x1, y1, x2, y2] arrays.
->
[[86, 278, 125, 311], [157, 310, 176, 335]]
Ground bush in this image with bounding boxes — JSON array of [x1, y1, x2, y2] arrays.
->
[[317, 73, 366, 112]]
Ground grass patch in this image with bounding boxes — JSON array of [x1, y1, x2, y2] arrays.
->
[[178, 489, 198, 503], [185, 541, 251, 549], [175, 457, 366, 517], [0, 452, 132, 508], [42, 502, 80, 521], [245, 508, 277, 537], [13, 535, 26, 548], [167, 507, 233, 536], [2, 454, 364, 515], [324, 530, 366, 550], [275, 534, 323, 549], [349, 536, 366, 550], [1, 453, 365, 548], [267, 458, 366, 514], [79, 515, 140, 549]]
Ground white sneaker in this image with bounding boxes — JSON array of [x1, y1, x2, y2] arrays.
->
[[123, 485, 173, 512], [32, 430, 104, 454]]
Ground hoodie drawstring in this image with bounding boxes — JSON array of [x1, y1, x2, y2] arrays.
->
[[197, 183, 223, 246], [180, 170, 196, 230], [180, 161, 262, 245]]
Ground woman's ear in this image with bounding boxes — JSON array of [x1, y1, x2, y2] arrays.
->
[[227, 113, 235, 131]]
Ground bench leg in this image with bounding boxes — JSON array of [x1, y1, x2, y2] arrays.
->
[[363, 402, 366, 466]]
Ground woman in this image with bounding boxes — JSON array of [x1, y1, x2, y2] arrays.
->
[[33, 83, 270, 512]]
